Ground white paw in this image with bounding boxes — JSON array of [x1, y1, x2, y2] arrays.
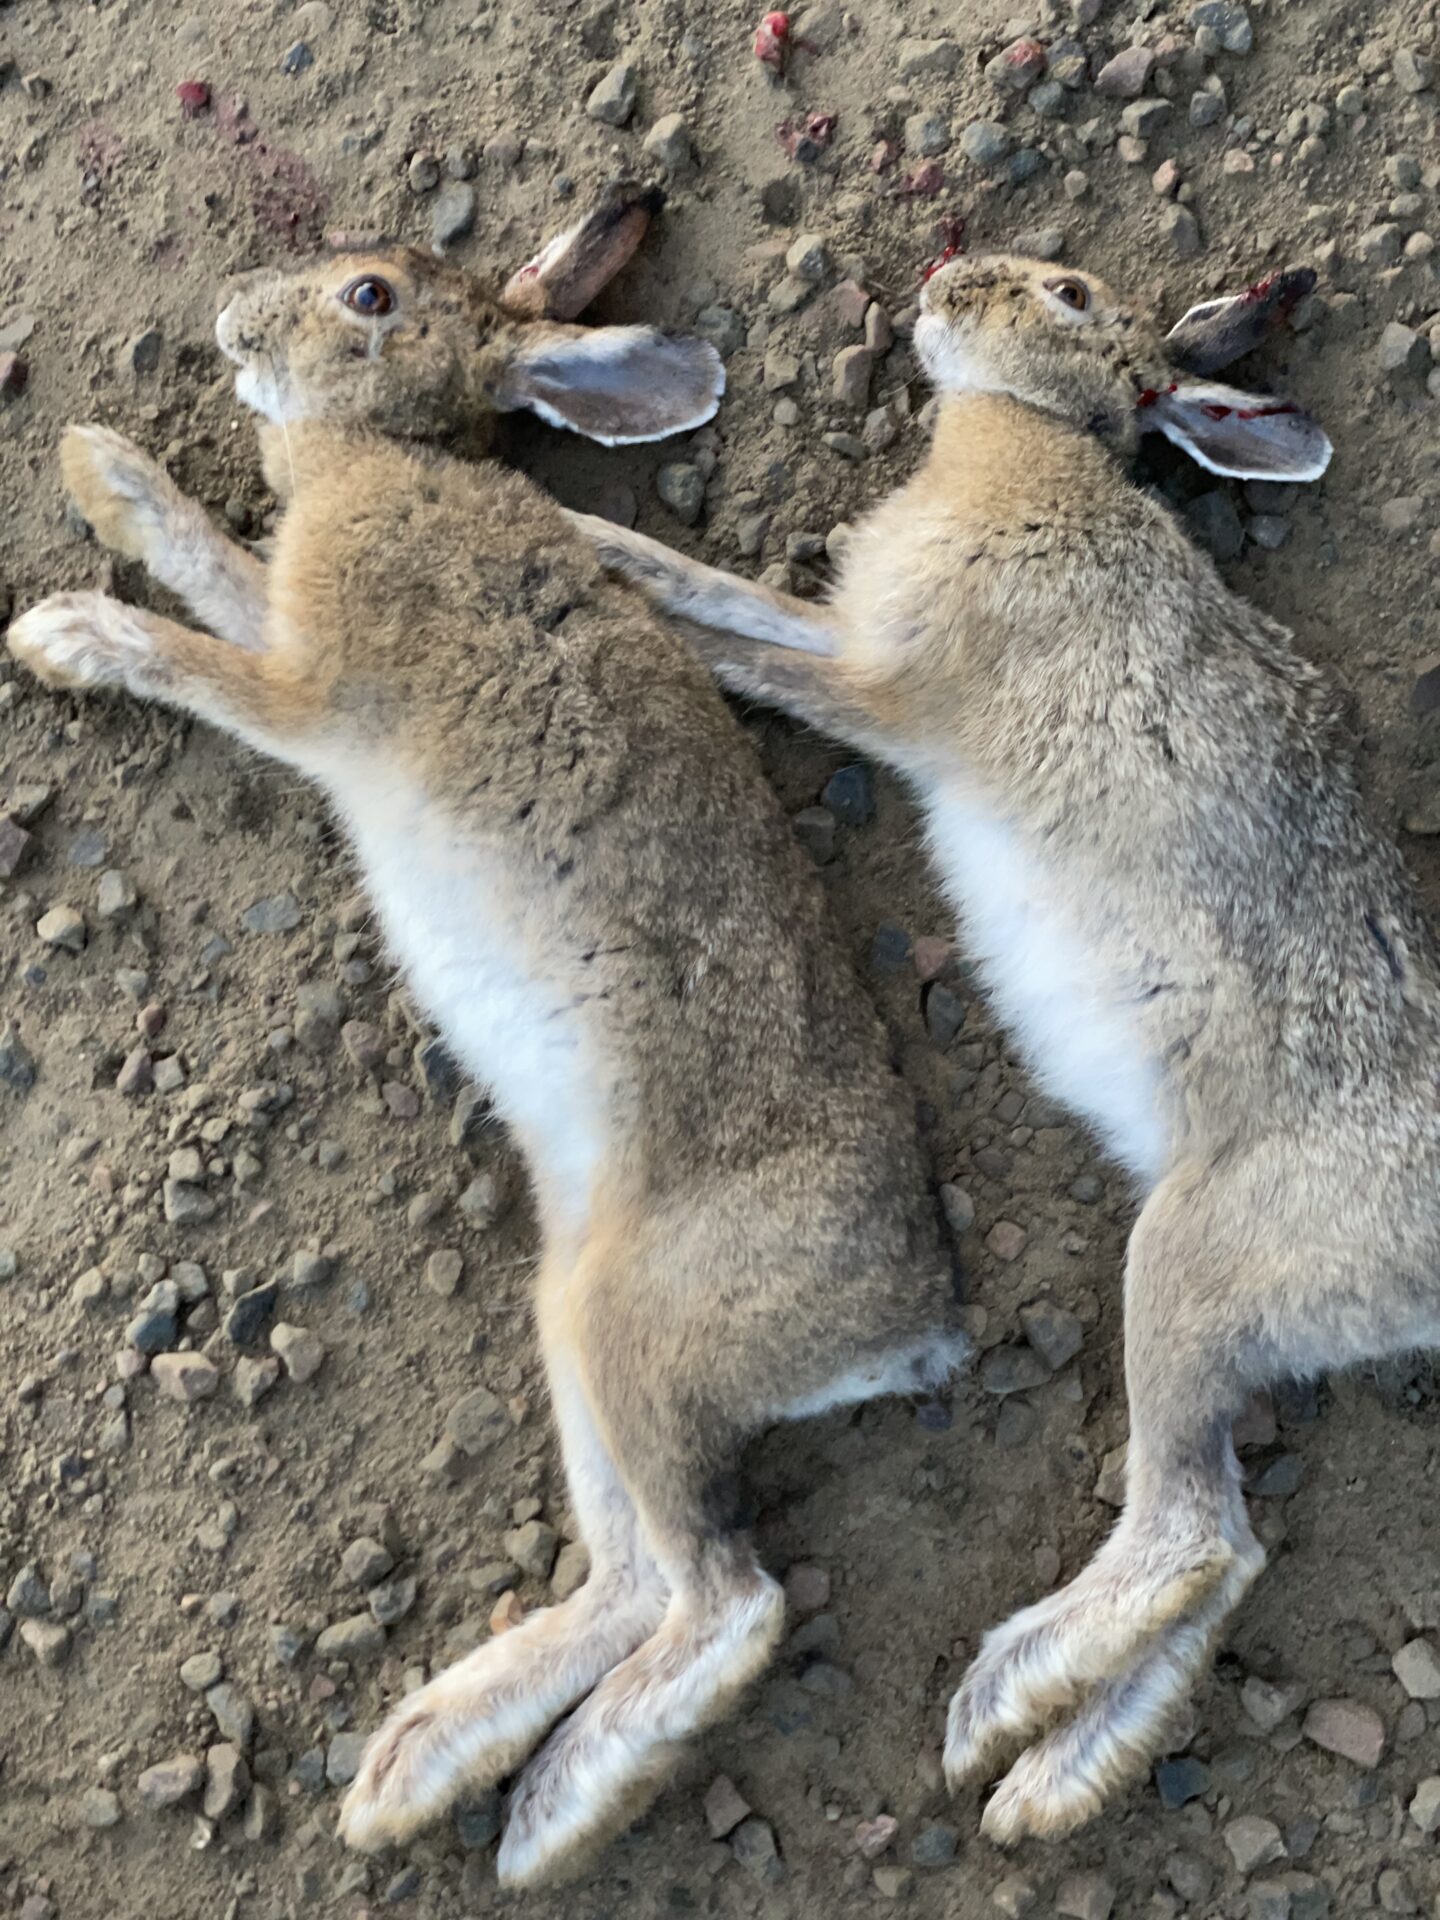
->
[[61, 424, 179, 564], [7, 591, 153, 692], [980, 1738, 1106, 1845]]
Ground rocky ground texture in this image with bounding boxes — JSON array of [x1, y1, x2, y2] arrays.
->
[[2, 1, 1440, 1918]]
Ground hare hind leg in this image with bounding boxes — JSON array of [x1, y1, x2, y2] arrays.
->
[[339, 1312, 667, 1854], [946, 1160, 1271, 1832], [497, 1257, 786, 1886]]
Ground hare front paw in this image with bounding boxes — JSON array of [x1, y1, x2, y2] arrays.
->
[[7, 591, 154, 692], [60, 424, 182, 567]]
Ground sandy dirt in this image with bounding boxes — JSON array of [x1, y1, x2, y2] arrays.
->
[[2, 1, 1439, 1917]]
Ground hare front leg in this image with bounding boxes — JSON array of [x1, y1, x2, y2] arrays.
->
[[61, 426, 269, 650], [566, 509, 842, 655], [8, 592, 310, 758], [946, 1161, 1267, 1837]]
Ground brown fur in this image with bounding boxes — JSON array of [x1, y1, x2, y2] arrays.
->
[[8, 212, 962, 1883], [576, 251, 1440, 1841]]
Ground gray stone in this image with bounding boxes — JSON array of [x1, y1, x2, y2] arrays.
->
[[1302, 1696, 1385, 1768], [205, 1682, 255, 1749], [1121, 97, 1172, 139], [1095, 47, 1154, 96], [1186, 491, 1244, 562], [7, 1565, 50, 1617], [1155, 1755, 1209, 1807], [897, 39, 961, 79], [1019, 1299, 1084, 1369], [342, 1537, 396, 1588], [37, 904, 86, 951], [326, 1732, 368, 1786], [272, 1322, 325, 1382], [80, 1786, 122, 1828], [979, 1345, 1051, 1395], [446, 1385, 508, 1456], [643, 113, 693, 171], [97, 870, 138, 919], [1056, 1872, 1115, 1920], [223, 1280, 279, 1346], [925, 984, 966, 1049], [138, 1753, 204, 1808], [822, 763, 875, 824], [551, 1540, 590, 1599], [431, 183, 477, 249], [241, 893, 301, 934], [731, 1816, 783, 1883], [369, 1575, 418, 1626], [243, 1781, 279, 1841], [1190, 2, 1253, 53], [1393, 1638, 1440, 1699], [20, 1619, 71, 1667], [316, 1613, 386, 1661], [586, 60, 637, 126], [939, 1184, 975, 1236], [454, 1790, 503, 1849], [1408, 1775, 1440, 1834], [203, 1742, 250, 1819], [126, 1281, 180, 1355], [959, 120, 1012, 167], [1190, 89, 1225, 127], [1394, 47, 1434, 93], [1378, 322, 1428, 378], [905, 111, 951, 157], [180, 1649, 224, 1691], [656, 463, 706, 525], [504, 1520, 559, 1578], [786, 232, 831, 282], [1225, 1814, 1285, 1875], [0, 1022, 37, 1091], [910, 1822, 958, 1867]]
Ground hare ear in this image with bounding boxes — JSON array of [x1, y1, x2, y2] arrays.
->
[[499, 181, 664, 322], [493, 323, 724, 446], [1147, 380, 1332, 482], [1163, 268, 1316, 375]]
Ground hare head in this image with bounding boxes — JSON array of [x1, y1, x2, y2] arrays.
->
[[215, 180, 724, 447], [915, 252, 1330, 482]]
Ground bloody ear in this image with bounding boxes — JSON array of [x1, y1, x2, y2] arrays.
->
[[494, 323, 724, 445], [1146, 380, 1332, 482], [1163, 268, 1317, 376], [499, 180, 665, 321]]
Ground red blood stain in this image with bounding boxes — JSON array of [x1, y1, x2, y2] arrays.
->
[[176, 80, 211, 117], [776, 109, 837, 159], [920, 216, 967, 281], [754, 11, 790, 70], [1240, 273, 1276, 304], [1136, 383, 1178, 408]]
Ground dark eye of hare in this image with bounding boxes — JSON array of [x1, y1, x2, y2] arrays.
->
[[1045, 277, 1090, 313], [341, 276, 395, 318]]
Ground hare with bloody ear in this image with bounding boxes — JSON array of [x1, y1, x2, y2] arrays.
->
[[572, 254, 1440, 1842], [7, 187, 966, 1884]]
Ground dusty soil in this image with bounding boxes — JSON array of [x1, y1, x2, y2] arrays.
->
[[2, 1, 1439, 1917]]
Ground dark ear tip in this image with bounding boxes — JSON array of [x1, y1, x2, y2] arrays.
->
[[603, 177, 666, 221]]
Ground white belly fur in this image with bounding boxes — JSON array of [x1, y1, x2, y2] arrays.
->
[[924, 780, 1168, 1188], [327, 762, 609, 1236]]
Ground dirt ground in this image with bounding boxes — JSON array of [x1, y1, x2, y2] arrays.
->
[[2, 1, 1440, 1917]]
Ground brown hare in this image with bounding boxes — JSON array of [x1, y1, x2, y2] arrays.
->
[[572, 252, 1440, 1844], [6, 186, 965, 1885]]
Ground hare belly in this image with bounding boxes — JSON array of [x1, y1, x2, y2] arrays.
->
[[926, 786, 1167, 1189], [335, 787, 609, 1231]]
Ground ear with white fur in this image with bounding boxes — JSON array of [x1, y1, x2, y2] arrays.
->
[[1145, 380, 1331, 482], [493, 324, 724, 446]]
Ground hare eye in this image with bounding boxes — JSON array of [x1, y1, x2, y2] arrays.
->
[[341, 276, 395, 318], [1044, 276, 1090, 313]]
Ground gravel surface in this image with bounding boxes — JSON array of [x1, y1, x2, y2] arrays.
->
[[1, 1, 1439, 1917]]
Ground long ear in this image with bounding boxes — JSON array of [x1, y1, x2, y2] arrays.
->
[[1163, 268, 1316, 375], [494, 324, 724, 446], [499, 180, 664, 322], [1146, 380, 1331, 482]]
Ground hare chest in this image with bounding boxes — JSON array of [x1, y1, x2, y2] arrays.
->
[[925, 781, 1169, 1188], [329, 767, 611, 1233]]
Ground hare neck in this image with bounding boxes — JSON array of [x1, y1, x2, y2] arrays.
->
[[926, 392, 1126, 520]]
